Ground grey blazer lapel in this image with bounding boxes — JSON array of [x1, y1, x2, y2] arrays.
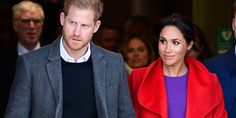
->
[[46, 38, 63, 118], [91, 43, 108, 118]]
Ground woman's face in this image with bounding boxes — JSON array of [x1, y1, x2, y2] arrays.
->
[[126, 38, 149, 68], [158, 26, 193, 67]]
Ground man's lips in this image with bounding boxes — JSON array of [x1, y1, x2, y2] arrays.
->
[[71, 37, 82, 41]]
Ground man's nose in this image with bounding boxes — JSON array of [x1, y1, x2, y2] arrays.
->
[[29, 21, 36, 28], [74, 26, 81, 35]]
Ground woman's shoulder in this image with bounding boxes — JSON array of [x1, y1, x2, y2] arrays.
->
[[187, 56, 220, 84]]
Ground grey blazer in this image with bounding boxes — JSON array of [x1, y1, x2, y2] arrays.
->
[[5, 37, 135, 118]]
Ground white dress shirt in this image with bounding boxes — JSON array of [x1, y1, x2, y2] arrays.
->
[[17, 42, 40, 55], [60, 37, 91, 63]]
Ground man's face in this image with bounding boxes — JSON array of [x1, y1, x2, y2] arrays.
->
[[100, 28, 119, 51], [13, 10, 43, 47], [60, 5, 101, 57]]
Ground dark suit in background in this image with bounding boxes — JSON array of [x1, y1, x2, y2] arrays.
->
[[0, 40, 47, 117], [204, 46, 236, 118], [0, 43, 18, 116]]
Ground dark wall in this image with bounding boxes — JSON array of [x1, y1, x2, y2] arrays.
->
[[0, 0, 192, 46]]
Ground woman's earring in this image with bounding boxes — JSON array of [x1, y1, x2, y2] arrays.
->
[[186, 49, 191, 55]]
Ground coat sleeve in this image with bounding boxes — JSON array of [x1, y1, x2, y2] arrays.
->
[[211, 74, 228, 118], [5, 56, 31, 118], [118, 55, 136, 118]]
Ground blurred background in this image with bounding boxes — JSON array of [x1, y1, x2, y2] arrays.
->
[[0, 0, 233, 56]]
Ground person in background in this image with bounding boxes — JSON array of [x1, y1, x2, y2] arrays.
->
[[128, 14, 227, 118], [0, 1, 45, 117], [189, 24, 213, 62], [119, 33, 154, 75], [203, 1, 236, 117], [93, 25, 120, 52], [124, 15, 151, 36], [5, 0, 135, 117]]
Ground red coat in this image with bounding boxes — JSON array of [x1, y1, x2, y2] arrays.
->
[[128, 57, 228, 118]]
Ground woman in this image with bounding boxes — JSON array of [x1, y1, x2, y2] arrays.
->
[[119, 33, 154, 75], [128, 14, 227, 118]]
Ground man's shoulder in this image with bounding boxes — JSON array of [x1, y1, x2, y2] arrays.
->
[[21, 43, 54, 61], [204, 49, 233, 64], [204, 55, 223, 64]]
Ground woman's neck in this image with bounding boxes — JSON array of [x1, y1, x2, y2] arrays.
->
[[163, 62, 188, 77]]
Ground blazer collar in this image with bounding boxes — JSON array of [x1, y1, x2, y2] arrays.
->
[[137, 57, 219, 117], [48, 37, 61, 61], [46, 37, 63, 118], [91, 42, 108, 117]]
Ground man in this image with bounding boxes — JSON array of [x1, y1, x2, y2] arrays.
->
[[204, 1, 236, 117], [94, 25, 120, 52], [5, 0, 135, 117], [0, 1, 45, 117]]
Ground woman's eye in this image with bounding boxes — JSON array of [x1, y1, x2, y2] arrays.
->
[[127, 48, 134, 53], [173, 41, 180, 45], [159, 39, 166, 44]]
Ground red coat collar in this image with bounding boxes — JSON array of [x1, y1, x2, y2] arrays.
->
[[137, 57, 219, 117]]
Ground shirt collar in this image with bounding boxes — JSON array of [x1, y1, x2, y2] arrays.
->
[[17, 41, 40, 55], [60, 37, 91, 63]]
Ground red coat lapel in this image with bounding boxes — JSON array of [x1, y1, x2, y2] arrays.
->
[[185, 57, 219, 117], [137, 58, 168, 117]]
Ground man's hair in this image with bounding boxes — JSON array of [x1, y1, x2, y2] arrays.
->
[[12, 1, 44, 20], [233, 0, 236, 16], [63, 0, 104, 21]]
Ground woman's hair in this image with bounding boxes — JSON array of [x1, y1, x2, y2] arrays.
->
[[154, 13, 195, 46], [63, 0, 104, 21]]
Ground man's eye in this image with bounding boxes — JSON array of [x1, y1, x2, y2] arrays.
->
[[69, 21, 76, 25], [81, 24, 89, 28]]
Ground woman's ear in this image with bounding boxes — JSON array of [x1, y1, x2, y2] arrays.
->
[[187, 41, 194, 50]]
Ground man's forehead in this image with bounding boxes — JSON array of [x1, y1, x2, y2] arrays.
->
[[19, 11, 42, 18]]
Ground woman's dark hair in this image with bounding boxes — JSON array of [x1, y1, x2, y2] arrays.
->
[[154, 13, 195, 46]]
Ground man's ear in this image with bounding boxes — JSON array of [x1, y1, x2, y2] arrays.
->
[[232, 18, 235, 32], [93, 20, 101, 33], [12, 21, 18, 32], [60, 12, 65, 26]]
